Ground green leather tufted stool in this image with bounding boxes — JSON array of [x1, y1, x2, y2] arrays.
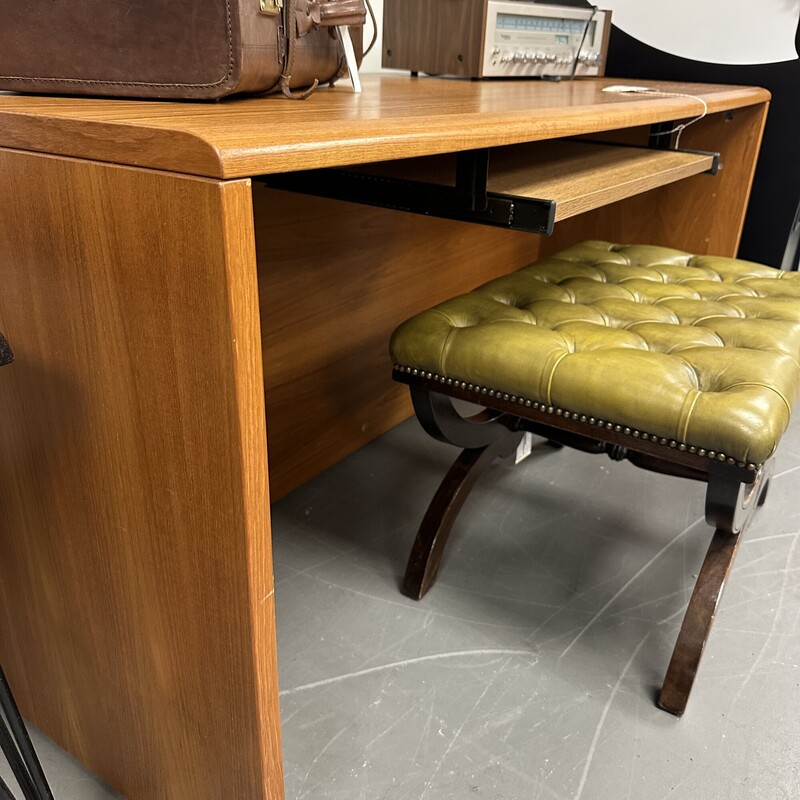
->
[[390, 240, 800, 716]]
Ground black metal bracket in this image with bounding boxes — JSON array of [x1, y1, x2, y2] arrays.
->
[[258, 148, 558, 235], [646, 122, 721, 174], [680, 148, 722, 175], [455, 147, 489, 212], [649, 120, 677, 150]]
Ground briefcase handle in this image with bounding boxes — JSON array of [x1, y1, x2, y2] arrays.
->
[[296, 0, 367, 35]]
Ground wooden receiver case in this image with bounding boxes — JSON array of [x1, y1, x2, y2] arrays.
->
[[383, 0, 610, 80]]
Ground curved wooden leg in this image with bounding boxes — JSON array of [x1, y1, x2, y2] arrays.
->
[[657, 526, 741, 716], [403, 428, 522, 600], [658, 460, 773, 716]]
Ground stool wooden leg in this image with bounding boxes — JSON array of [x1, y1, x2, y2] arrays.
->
[[403, 427, 521, 600], [657, 526, 742, 716], [658, 460, 773, 716]]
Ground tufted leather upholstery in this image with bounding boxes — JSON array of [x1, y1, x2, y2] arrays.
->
[[390, 241, 800, 467]]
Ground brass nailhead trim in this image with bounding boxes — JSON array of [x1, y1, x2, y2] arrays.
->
[[393, 365, 762, 472]]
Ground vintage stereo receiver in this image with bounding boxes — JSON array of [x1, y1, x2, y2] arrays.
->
[[383, 0, 611, 79]]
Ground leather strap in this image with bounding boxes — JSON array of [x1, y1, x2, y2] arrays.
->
[[295, 0, 366, 36]]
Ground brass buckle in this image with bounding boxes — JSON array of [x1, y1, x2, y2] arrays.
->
[[259, 0, 282, 14]]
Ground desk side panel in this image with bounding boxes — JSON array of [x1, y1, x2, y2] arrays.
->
[[255, 186, 539, 499], [0, 151, 282, 799]]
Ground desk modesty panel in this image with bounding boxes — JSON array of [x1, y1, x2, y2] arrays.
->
[[0, 77, 770, 800]]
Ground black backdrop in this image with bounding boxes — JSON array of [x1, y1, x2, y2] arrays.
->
[[539, 0, 800, 268], [606, 26, 800, 269]]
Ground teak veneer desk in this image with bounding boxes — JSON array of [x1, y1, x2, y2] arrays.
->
[[0, 75, 769, 799]]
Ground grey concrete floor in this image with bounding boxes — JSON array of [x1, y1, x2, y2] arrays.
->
[[3, 414, 799, 799]]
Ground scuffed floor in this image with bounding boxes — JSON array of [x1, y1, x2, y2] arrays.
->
[[273, 413, 800, 800], [4, 414, 799, 799]]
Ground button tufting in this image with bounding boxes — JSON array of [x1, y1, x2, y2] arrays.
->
[[390, 241, 800, 465]]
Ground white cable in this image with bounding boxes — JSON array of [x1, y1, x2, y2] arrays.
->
[[643, 91, 708, 147], [602, 86, 709, 148]]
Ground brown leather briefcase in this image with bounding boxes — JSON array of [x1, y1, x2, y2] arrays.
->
[[0, 0, 366, 100]]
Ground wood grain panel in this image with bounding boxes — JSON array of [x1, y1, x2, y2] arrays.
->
[[491, 143, 714, 221], [382, 0, 486, 76], [254, 185, 540, 499], [0, 150, 283, 799], [543, 104, 769, 257], [0, 77, 770, 178]]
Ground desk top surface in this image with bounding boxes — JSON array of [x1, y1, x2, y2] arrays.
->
[[0, 75, 769, 180]]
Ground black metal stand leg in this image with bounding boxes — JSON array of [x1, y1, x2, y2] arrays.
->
[[0, 718, 37, 800], [1, 774, 19, 800], [0, 667, 54, 800]]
